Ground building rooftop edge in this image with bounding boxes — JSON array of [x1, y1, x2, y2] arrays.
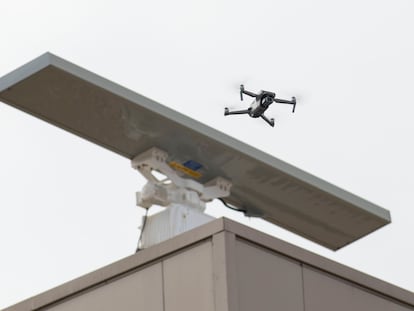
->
[[4, 217, 413, 310]]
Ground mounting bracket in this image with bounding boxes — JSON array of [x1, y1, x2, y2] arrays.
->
[[132, 147, 232, 248]]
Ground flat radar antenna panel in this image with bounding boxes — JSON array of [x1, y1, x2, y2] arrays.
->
[[0, 53, 391, 250]]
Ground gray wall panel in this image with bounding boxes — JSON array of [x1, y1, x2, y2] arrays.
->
[[235, 239, 304, 311], [4, 219, 413, 311], [163, 241, 215, 311], [43, 263, 163, 311], [303, 267, 414, 311]]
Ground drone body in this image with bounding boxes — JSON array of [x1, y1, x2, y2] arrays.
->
[[224, 85, 296, 127]]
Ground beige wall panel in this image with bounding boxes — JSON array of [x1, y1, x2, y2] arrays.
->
[[235, 239, 304, 311], [163, 241, 215, 311], [44, 263, 163, 311], [303, 267, 414, 311]]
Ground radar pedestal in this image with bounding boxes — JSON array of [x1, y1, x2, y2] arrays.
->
[[131, 147, 232, 249]]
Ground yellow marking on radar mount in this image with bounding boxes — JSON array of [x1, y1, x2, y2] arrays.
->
[[169, 161, 202, 179]]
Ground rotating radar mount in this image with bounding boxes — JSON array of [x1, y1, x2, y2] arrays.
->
[[132, 147, 232, 250], [224, 84, 296, 127]]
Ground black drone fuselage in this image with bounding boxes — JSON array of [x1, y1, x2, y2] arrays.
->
[[249, 91, 276, 117]]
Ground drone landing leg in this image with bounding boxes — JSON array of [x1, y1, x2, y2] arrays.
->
[[240, 84, 258, 101], [224, 108, 250, 116], [260, 115, 275, 127]]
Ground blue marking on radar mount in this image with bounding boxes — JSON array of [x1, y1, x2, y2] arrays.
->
[[183, 160, 203, 171]]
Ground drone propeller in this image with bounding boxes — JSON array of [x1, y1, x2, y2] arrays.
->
[[240, 84, 245, 101]]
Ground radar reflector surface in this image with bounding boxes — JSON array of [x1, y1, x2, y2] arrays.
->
[[0, 53, 391, 250]]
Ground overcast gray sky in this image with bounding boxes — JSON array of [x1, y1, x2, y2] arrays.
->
[[1, 0, 414, 308]]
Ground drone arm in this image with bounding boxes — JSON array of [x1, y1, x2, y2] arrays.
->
[[225, 108, 250, 116], [260, 115, 275, 127], [274, 96, 296, 113], [240, 84, 257, 100], [241, 90, 258, 98], [274, 98, 293, 104]]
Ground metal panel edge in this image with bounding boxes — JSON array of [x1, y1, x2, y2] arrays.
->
[[0, 53, 53, 92]]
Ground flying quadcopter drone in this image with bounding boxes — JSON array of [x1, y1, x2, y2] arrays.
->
[[224, 85, 296, 127]]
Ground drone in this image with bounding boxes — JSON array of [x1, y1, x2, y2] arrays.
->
[[224, 85, 296, 127]]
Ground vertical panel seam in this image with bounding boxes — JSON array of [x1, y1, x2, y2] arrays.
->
[[212, 232, 239, 311], [212, 232, 224, 311], [301, 263, 307, 311], [211, 238, 218, 311], [225, 233, 239, 311], [212, 232, 233, 311], [161, 261, 166, 311]]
